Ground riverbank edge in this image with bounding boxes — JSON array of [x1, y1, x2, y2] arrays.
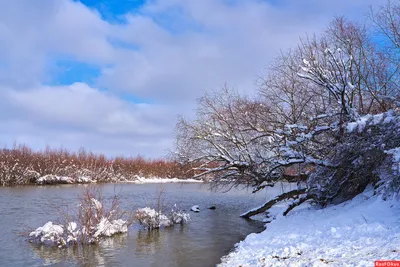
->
[[218, 190, 400, 266], [1, 175, 204, 187]]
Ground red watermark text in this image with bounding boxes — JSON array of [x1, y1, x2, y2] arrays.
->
[[375, 261, 400, 267]]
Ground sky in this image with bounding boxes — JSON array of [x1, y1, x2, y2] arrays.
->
[[0, 0, 387, 158]]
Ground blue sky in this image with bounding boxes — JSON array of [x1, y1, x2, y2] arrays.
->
[[81, 0, 145, 20], [0, 0, 387, 158]]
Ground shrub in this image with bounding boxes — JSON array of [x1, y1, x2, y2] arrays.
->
[[135, 189, 190, 230], [0, 144, 198, 186], [308, 111, 400, 205], [28, 187, 133, 247]]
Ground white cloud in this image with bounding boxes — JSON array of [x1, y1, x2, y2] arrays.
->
[[0, 0, 115, 86], [99, 0, 387, 102], [4, 82, 173, 135], [0, 82, 174, 157], [0, 0, 387, 157]]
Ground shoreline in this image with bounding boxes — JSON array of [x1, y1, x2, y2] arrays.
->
[[123, 177, 203, 184], [1, 175, 204, 187], [218, 191, 400, 266]]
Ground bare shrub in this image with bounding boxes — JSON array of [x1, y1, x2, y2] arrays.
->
[[135, 188, 190, 230], [0, 144, 197, 186], [29, 186, 134, 247]]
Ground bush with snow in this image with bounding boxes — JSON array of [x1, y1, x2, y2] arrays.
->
[[28, 187, 132, 247], [135, 204, 190, 230], [308, 110, 400, 205], [170, 204, 191, 224], [29, 222, 66, 247], [28, 218, 128, 247]]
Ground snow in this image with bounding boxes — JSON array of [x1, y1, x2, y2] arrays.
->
[[66, 222, 80, 243], [240, 204, 265, 217], [135, 206, 190, 230], [136, 207, 173, 229], [75, 176, 94, 183], [29, 218, 128, 246], [385, 148, 400, 174], [170, 210, 191, 224], [35, 174, 201, 185], [346, 115, 372, 133], [36, 175, 95, 185], [128, 177, 203, 184], [29, 221, 65, 247], [191, 205, 200, 212], [386, 148, 400, 163], [347, 111, 397, 133], [91, 198, 103, 211], [93, 218, 128, 238], [219, 191, 400, 267], [29, 202, 129, 247]]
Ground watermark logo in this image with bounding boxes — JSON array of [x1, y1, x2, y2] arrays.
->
[[375, 261, 400, 267]]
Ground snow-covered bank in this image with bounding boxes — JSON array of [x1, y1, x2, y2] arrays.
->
[[126, 177, 203, 184], [219, 191, 399, 266], [35, 175, 202, 185], [36, 175, 95, 185]]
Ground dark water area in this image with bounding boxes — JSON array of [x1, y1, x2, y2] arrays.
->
[[0, 183, 269, 267]]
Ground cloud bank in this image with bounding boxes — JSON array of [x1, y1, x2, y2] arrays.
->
[[0, 0, 386, 157]]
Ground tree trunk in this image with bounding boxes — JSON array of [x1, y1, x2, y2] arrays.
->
[[240, 188, 307, 218], [283, 195, 312, 216]]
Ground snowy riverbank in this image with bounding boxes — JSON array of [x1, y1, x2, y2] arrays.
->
[[35, 174, 203, 185], [125, 177, 203, 184], [219, 190, 399, 266]]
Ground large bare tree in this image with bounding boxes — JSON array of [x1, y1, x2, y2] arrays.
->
[[173, 2, 400, 218]]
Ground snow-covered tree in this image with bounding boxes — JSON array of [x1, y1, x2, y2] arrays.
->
[[174, 3, 400, 217], [174, 86, 334, 195]]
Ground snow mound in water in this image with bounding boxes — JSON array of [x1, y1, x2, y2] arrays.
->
[[219, 192, 400, 267], [29, 218, 128, 247], [29, 222, 65, 247], [93, 218, 128, 238], [136, 207, 172, 229], [135, 206, 190, 230], [191, 205, 200, 212]]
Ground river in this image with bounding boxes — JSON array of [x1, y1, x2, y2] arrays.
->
[[0, 183, 268, 267]]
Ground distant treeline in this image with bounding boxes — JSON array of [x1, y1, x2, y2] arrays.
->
[[0, 144, 198, 186]]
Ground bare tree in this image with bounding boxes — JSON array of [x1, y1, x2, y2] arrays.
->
[[326, 17, 399, 113], [370, 0, 400, 107], [174, 6, 400, 218], [174, 86, 334, 194], [371, 0, 400, 51]]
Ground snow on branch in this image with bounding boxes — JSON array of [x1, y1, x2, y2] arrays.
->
[[298, 46, 359, 121]]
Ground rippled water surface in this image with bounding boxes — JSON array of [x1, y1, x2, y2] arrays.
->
[[0, 183, 268, 267]]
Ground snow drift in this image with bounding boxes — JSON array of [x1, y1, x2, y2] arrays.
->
[[219, 191, 399, 267]]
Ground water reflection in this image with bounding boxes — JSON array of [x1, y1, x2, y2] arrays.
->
[[136, 228, 162, 255], [1, 183, 267, 267], [30, 233, 128, 267]]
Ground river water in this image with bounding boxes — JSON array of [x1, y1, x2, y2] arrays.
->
[[0, 183, 268, 267]]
